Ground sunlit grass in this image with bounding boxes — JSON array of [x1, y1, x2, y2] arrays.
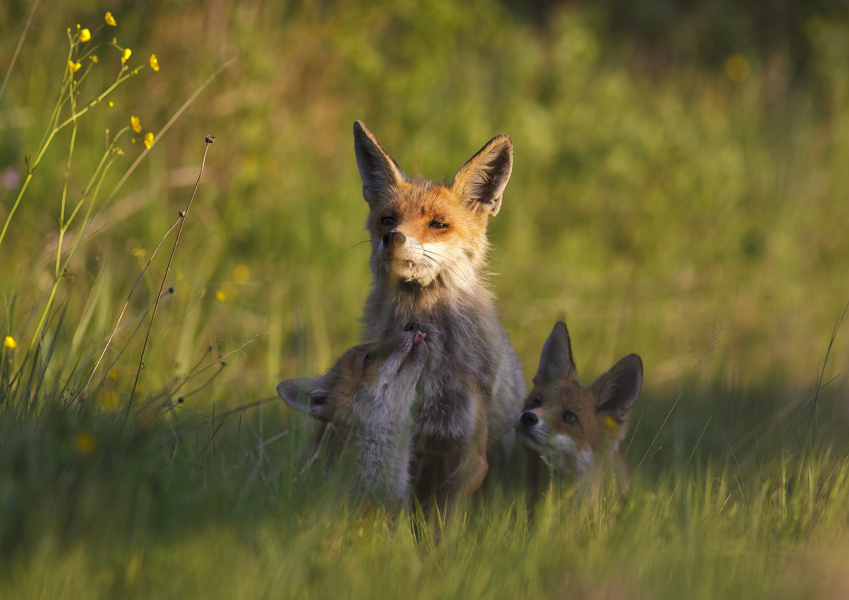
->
[[1, 1, 849, 597]]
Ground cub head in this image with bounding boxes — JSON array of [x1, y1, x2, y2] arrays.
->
[[353, 120, 512, 288], [516, 321, 642, 477], [277, 328, 428, 436]]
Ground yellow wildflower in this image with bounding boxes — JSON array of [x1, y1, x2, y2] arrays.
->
[[215, 290, 226, 302], [98, 390, 119, 412], [130, 115, 141, 133], [68, 61, 82, 74], [90, 55, 99, 63], [108, 101, 114, 108], [131, 247, 145, 257], [121, 48, 132, 63], [149, 54, 160, 72], [144, 131, 154, 149], [724, 54, 751, 83], [105, 12, 117, 26], [233, 264, 251, 283], [79, 28, 91, 42], [3, 336, 17, 350], [73, 432, 96, 455], [107, 369, 119, 381]]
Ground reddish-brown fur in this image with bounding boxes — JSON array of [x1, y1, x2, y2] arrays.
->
[[516, 321, 642, 480]]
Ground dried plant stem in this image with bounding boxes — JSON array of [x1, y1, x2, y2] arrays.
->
[[105, 55, 236, 207], [77, 218, 181, 401], [127, 135, 215, 414], [0, 0, 40, 102]]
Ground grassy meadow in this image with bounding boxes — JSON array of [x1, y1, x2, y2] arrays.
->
[[2, 0, 849, 597]]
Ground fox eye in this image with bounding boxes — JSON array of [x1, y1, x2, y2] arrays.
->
[[429, 220, 448, 230], [562, 411, 579, 425], [363, 353, 375, 368], [380, 216, 395, 226], [529, 397, 542, 409]]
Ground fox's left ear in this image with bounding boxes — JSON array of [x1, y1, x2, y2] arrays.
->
[[452, 134, 513, 217], [277, 376, 334, 421], [593, 354, 643, 423]]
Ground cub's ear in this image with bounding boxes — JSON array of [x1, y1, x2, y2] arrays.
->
[[277, 376, 334, 421], [353, 121, 407, 207], [451, 134, 513, 217], [533, 321, 577, 386], [594, 354, 643, 423]]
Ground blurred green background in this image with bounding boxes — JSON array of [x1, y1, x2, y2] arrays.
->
[[4, 1, 849, 597], [3, 0, 849, 400]]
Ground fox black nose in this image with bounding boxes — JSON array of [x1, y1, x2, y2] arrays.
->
[[383, 231, 406, 251], [519, 411, 538, 427]]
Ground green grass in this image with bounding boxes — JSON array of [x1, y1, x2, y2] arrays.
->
[[3, 398, 849, 599], [2, 0, 849, 597]]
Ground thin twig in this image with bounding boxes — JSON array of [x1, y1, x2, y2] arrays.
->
[[686, 416, 712, 467], [105, 56, 236, 206], [168, 397, 277, 437], [77, 219, 180, 401], [135, 333, 262, 414], [127, 135, 216, 413], [0, 0, 40, 102]]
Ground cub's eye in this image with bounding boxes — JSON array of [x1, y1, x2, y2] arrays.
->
[[528, 397, 542, 409], [429, 220, 448, 230], [380, 216, 395, 226], [363, 353, 375, 368], [562, 411, 579, 425]]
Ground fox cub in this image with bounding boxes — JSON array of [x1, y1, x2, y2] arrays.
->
[[516, 321, 642, 480], [353, 121, 525, 508], [278, 328, 427, 505]]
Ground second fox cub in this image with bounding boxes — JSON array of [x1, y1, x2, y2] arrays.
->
[[278, 329, 427, 505], [516, 321, 643, 478]]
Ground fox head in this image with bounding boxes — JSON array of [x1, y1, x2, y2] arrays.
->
[[353, 121, 512, 290], [278, 328, 428, 438], [516, 321, 643, 477]]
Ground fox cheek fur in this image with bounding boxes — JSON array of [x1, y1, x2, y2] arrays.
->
[[517, 320, 643, 477]]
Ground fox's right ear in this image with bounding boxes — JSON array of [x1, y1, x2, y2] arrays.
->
[[277, 376, 334, 421], [353, 121, 407, 207], [533, 321, 578, 386]]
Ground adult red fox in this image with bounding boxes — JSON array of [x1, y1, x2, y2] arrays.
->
[[516, 321, 642, 480], [353, 121, 525, 509], [278, 329, 427, 506]]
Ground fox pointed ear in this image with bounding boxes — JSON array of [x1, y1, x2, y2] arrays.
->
[[277, 376, 334, 421], [452, 134, 513, 217], [594, 354, 643, 423], [533, 321, 577, 386], [353, 121, 407, 207]]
